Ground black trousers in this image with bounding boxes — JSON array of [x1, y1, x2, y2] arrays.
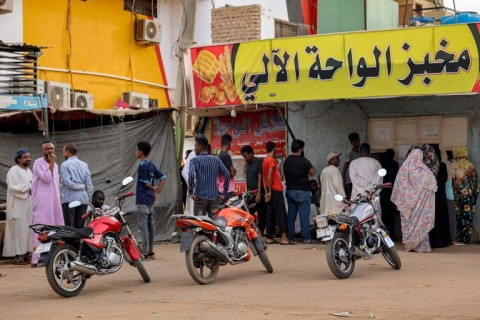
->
[[248, 195, 267, 236], [266, 190, 287, 239], [62, 203, 88, 228]]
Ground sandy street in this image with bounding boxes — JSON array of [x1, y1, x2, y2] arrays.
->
[[0, 242, 479, 320]]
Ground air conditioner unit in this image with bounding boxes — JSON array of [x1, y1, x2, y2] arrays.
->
[[123, 92, 149, 109], [71, 92, 94, 109], [0, 0, 13, 14], [136, 19, 162, 44], [46, 81, 71, 109]]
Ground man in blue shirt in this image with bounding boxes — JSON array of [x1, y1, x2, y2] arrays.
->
[[136, 141, 166, 260], [60, 143, 93, 228], [188, 136, 230, 217]]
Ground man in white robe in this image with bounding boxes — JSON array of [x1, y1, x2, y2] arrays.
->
[[349, 143, 382, 199], [2, 148, 33, 265], [181, 147, 196, 216], [320, 152, 346, 215]]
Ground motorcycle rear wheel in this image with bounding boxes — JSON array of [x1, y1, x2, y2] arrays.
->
[[381, 243, 402, 270], [185, 235, 219, 285], [134, 260, 151, 283], [46, 244, 86, 298], [325, 232, 355, 279]]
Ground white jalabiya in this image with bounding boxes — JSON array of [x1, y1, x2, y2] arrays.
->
[[349, 157, 382, 199], [181, 151, 196, 216], [320, 165, 346, 215], [2, 165, 33, 257]]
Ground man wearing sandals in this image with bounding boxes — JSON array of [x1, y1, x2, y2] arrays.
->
[[262, 141, 289, 245]]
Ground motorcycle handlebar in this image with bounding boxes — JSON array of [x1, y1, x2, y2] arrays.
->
[[116, 191, 135, 201]]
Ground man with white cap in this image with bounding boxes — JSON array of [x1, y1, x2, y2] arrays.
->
[[320, 152, 346, 216], [2, 148, 33, 265]]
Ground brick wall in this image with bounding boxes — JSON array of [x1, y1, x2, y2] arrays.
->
[[211, 5, 262, 43]]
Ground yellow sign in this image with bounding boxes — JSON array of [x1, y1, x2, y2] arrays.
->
[[188, 24, 480, 107]]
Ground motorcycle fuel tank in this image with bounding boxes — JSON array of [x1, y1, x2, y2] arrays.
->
[[351, 203, 375, 223], [217, 207, 255, 228]]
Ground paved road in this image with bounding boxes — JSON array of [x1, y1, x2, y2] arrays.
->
[[0, 242, 478, 320]]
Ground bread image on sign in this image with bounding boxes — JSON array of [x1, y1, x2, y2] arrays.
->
[[193, 50, 220, 84]]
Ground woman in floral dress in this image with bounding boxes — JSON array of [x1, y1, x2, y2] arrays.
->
[[391, 149, 437, 252], [452, 147, 479, 244]]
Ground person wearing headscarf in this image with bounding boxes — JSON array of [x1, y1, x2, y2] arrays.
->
[[429, 145, 451, 248], [406, 144, 440, 177], [2, 148, 33, 265], [391, 149, 437, 253], [452, 147, 479, 244]]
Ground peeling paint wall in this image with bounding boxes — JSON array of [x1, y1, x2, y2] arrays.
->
[[288, 100, 368, 176]]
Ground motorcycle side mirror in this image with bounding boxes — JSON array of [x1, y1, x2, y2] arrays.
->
[[334, 194, 344, 202], [69, 200, 82, 208], [378, 168, 387, 177], [122, 176, 134, 186]]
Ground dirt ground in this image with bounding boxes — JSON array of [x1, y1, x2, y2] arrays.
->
[[0, 241, 479, 320]]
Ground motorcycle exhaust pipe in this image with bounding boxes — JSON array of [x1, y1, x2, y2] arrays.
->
[[68, 261, 99, 276], [199, 240, 233, 264]]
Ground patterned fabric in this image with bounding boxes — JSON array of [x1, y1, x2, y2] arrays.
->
[[391, 149, 437, 253], [453, 154, 479, 244], [406, 144, 439, 176]]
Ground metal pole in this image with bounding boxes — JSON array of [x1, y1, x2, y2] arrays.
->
[[275, 103, 296, 141]]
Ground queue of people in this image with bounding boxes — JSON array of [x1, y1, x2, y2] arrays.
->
[[185, 132, 479, 251], [2, 140, 166, 266], [4, 132, 477, 267]]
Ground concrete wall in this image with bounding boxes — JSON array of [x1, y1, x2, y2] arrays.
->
[[289, 95, 480, 178], [0, 0, 23, 43], [287, 100, 368, 177]]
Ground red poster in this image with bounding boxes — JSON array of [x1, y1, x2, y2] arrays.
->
[[210, 110, 286, 157]]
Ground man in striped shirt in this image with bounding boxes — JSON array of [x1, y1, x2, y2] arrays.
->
[[188, 136, 230, 217]]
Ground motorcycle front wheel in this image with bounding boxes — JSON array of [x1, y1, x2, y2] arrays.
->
[[325, 232, 355, 279], [258, 251, 273, 273], [381, 243, 402, 270], [185, 235, 219, 285], [134, 260, 151, 283], [46, 244, 86, 298]]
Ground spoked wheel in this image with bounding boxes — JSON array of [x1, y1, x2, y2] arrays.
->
[[46, 244, 86, 298], [185, 235, 219, 285], [325, 232, 355, 279], [381, 243, 402, 270]]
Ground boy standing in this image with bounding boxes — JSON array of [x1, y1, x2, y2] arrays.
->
[[135, 141, 166, 260]]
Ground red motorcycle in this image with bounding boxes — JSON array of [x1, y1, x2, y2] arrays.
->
[[30, 177, 150, 298], [172, 190, 273, 285]]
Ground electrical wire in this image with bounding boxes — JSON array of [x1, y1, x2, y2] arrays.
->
[[171, 0, 187, 61]]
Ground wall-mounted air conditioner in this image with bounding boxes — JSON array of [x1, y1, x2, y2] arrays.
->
[[71, 92, 93, 109], [0, 0, 13, 14], [136, 19, 162, 45], [123, 92, 149, 109], [46, 81, 71, 109]]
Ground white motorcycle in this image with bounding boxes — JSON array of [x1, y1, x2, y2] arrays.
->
[[315, 169, 401, 279]]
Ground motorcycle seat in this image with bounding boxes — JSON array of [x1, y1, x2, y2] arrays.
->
[[197, 215, 227, 229], [60, 226, 94, 238]]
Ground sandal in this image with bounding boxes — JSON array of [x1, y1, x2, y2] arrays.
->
[[265, 239, 278, 245], [280, 240, 296, 245]]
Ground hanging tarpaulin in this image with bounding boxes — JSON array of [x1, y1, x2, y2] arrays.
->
[[186, 23, 480, 108]]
